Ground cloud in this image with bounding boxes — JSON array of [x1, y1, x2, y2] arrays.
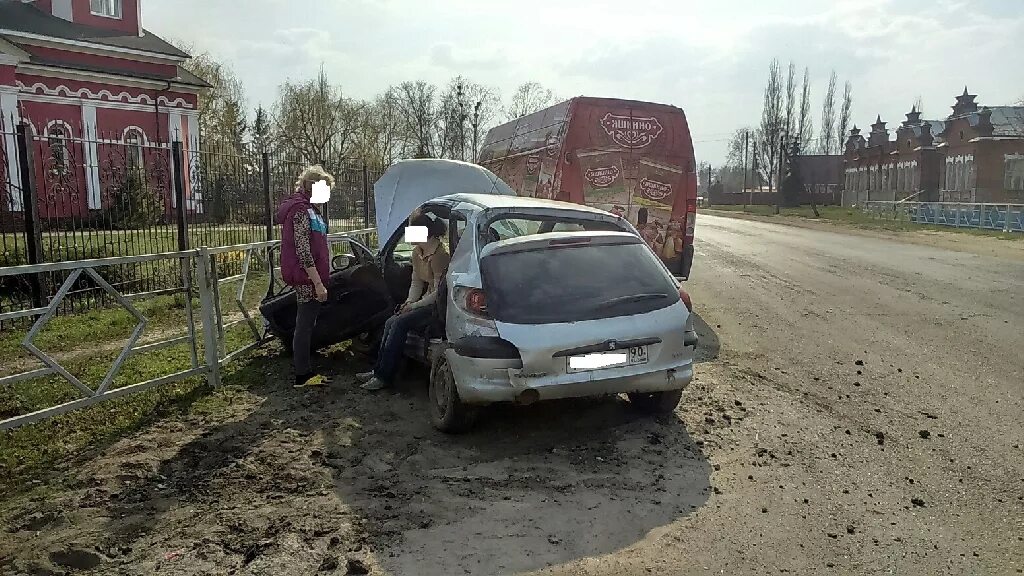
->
[[141, 0, 1024, 165], [429, 43, 509, 71]]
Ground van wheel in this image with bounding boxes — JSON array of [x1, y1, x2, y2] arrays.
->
[[629, 390, 683, 414], [429, 355, 478, 433]]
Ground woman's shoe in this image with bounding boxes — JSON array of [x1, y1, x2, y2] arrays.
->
[[354, 370, 375, 383], [360, 377, 387, 391]]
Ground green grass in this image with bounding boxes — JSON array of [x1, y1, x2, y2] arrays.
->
[[707, 205, 1024, 241], [0, 268, 281, 495]]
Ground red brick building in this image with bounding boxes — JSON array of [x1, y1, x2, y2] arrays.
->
[[936, 89, 1024, 203], [844, 88, 1024, 205], [0, 0, 208, 217]]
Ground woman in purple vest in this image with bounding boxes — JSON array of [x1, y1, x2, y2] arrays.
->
[[276, 165, 335, 387]]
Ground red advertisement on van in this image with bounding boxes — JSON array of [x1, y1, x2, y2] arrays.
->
[[479, 97, 697, 279]]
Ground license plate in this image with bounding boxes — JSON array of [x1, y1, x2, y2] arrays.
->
[[567, 345, 648, 373]]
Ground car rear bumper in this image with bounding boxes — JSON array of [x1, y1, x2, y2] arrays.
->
[[446, 349, 693, 405]]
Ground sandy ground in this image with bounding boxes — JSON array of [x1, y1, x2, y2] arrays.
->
[[2, 214, 1022, 575]]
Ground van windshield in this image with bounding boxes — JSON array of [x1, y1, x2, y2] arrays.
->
[[484, 216, 626, 245], [480, 240, 679, 324]]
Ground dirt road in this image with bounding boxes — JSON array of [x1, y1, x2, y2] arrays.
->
[[3, 214, 1022, 575]]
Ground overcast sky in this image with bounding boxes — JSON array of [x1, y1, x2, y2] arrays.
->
[[145, 0, 1023, 165]]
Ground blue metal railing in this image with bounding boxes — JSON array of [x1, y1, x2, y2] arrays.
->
[[863, 201, 1024, 233]]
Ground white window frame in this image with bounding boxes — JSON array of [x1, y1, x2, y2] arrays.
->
[[90, 0, 123, 19], [1006, 154, 1024, 192]]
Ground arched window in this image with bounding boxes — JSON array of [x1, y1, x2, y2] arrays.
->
[[124, 128, 145, 169], [45, 122, 72, 175]]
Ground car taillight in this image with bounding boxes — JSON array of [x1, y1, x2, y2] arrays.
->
[[678, 286, 693, 312], [466, 288, 488, 317]]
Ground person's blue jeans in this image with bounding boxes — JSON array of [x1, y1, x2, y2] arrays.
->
[[374, 305, 432, 385]]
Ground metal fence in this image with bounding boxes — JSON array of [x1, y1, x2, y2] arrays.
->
[[861, 201, 1024, 233], [0, 230, 375, 431], [0, 117, 383, 324]]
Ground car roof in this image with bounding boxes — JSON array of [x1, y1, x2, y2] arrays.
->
[[441, 193, 615, 216]]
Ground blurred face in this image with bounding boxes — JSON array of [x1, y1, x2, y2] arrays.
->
[[309, 179, 331, 204]]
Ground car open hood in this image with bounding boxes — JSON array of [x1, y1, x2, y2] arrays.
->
[[373, 159, 515, 243]]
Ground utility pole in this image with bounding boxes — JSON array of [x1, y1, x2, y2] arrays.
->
[[742, 129, 749, 210], [707, 163, 713, 207]]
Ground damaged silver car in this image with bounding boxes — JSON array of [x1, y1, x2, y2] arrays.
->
[[322, 160, 698, 432]]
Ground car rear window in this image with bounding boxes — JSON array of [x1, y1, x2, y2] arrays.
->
[[480, 240, 679, 324]]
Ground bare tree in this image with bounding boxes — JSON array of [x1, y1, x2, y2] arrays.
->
[[818, 70, 837, 155], [251, 104, 272, 154], [349, 87, 406, 166], [467, 86, 501, 162], [776, 61, 797, 213], [755, 59, 784, 196], [394, 80, 438, 158], [437, 77, 502, 161], [726, 128, 751, 167], [797, 66, 813, 152], [836, 81, 853, 154], [273, 65, 363, 166], [504, 82, 555, 121], [783, 62, 797, 143], [174, 42, 247, 145]]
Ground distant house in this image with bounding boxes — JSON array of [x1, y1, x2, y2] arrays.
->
[[844, 88, 1024, 205], [0, 0, 209, 217], [794, 154, 842, 204]]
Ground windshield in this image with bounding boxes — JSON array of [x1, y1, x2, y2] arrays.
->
[[480, 240, 679, 324], [483, 216, 627, 245]]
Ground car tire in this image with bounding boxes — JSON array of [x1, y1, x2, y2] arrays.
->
[[429, 354, 478, 433], [628, 389, 683, 414], [349, 327, 383, 357]]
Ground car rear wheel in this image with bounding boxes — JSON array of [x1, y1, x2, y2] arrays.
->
[[429, 354, 478, 433], [628, 389, 683, 414]]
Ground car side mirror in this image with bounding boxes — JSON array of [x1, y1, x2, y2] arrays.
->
[[332, 254, 354, 270]]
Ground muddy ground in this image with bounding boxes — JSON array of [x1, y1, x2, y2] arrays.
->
[[2, 214, 1022, 575]]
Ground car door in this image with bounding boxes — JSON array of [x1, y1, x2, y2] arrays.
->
[[310, 236, 394, 346]]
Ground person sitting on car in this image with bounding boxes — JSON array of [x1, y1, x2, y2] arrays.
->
[[356, 214, 450, 391]]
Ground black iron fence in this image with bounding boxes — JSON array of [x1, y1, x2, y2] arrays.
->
[[0, 117, 383, 324]]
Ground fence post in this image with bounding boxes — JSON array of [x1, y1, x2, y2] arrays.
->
[[195, 246, 222, 388], [15, 123, 43, 308], [172, 141, 188, 251], [362, 163, 370, 228], [262, 152, 272, 242]]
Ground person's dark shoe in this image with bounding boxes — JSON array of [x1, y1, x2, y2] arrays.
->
[[354, 370, 375, 383], [294, 373, 332, 388], [360, 376, 387, 391]]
